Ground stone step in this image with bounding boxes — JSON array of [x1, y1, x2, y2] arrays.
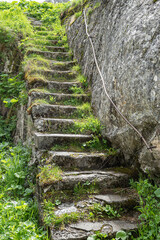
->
[[29, 19, 42, 26], [94, 194, 137, 208], [30, 92, 89, 105], [35, 30, 54, 36], [26, 49, 72, 61], [29, 80, 81, 93], [29, 39, 64, 46], [34, 132, 92, 150], [44, 46, 68, 52], [38, 169, 131, 191], [33, 69, 77, 80], [31, 104, 82, 119], [49, 60, 76, 70], [34, 118, 75, 132], [52, 194, 137, 216], [37, 150, 118, 170], [28, 45, 68, 53], [50, 220, 137, 240], [33, 26, 48, 31]]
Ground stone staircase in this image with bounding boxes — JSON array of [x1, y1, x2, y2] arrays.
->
[[26, 18, 139, 239]]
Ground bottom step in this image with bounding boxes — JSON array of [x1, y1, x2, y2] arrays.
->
[[51, 220, 137, 240]]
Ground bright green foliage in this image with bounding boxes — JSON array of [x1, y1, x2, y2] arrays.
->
[[77, 74, 88, 88], [74, 116, 102, 134], [70, 86, 85, 94], [74, 181, 98, 197], [87, 233, 108, 240], [87, 230, 129, 240], [131, 179, 160, 240], [0, 73, 26, 106], [89, 203, 121, 219], [0, 144, 48, 239], [0, 6, 33, 38], [82, 136, 108, 151], [77, 102, 91, 118]]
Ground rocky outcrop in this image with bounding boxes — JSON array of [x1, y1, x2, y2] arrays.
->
[[65, 0, 160, 177]]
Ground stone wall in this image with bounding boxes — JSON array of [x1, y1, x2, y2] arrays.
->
[[65, 0, 160, 177]]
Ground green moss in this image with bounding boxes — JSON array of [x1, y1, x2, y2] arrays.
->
[[37, 165, 63, 185]]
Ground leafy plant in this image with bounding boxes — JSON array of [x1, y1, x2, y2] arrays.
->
[[131, 178, 160, 240], [0, 144, 48, 239], [77, 74, 88, 88], [74, 116, 102, 134], [89, 203, 121, 219], [70, 86, 84, 94], [74, 181, 98, 197]]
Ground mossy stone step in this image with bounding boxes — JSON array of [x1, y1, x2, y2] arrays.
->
[[35, 30, 55, 36], [34, 132, 92, 150], [50, 194, 137, 216], [31, 104, 86, 119], [38, 169, 131, 190], [44, 46, 68, 52], [28, 18, 42, 26], [26, 49, 72, 61], [49, 60, 76, 70], [29, 80, 81, 93], [33, 69, 77, 80], [36, 150, 117, 170], [30, 92, 90, 105], [50, 220, 137, 240], [29, 39, 64, 46]]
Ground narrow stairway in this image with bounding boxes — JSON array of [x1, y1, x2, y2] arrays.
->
[[26, 17, 139, 239]]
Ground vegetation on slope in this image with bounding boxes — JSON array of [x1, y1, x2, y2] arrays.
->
[[0, 0, 159, 239]]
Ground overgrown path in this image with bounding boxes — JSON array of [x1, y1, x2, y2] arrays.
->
[[26, 17, 139, 239]]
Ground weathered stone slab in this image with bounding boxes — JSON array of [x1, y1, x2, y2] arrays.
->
[[30, 80, 81, 93], [34, 132, 92, 149], [50, 220, 137, 240], [94, 194, 137, 208], [26, 49, 72, 61], [50, 227, 89, 240], [31, 104, 78, 119], [37, 150, 118, 170], [49, 60, 76, 71], [30, 92, 89, 104], [39, 170, 130, 190], [34, 69, 77, 80], [94, 194, 129, 204], [34, 118, 75, 132], [71, 220, 137, 234], [45, 46, 68, 52], [55, 204, 77, 216]]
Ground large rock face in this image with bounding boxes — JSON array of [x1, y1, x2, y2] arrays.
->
[[65, 0, 160, 177]]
